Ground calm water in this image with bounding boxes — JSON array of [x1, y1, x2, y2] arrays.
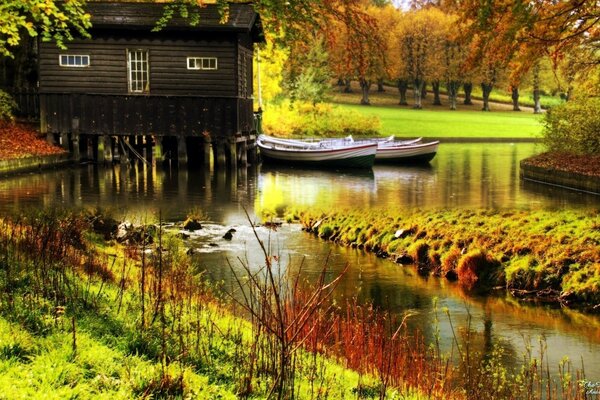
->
[[1, 143, 599, 381]]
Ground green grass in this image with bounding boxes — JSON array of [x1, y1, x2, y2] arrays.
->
[[0, 212, 415, 400], [282, 207, 600, 308], [469, 86, 564, 109], [334, 103, 544, 139]]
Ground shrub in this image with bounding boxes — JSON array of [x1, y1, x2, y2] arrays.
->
[[456, 249, 501, 291], [408, 240, 429, 273], [0, 90, 17, 123], [542, 97, 600, 155], [441, 246, 461, 280], [262, 99, 380, 138]]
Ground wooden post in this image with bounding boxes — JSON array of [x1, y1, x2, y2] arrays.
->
[[144, 135, 153, 161], [247, 134, 258, 164], [154, 136, 163, 163], [213, 140, 226, 168], [177, 136, 188, 166], [88, 135, 98, 161], [238, 137, 247, 166], [228, 137, 237, 169], [102, 135, 113, 164], [97, 135, 105, 164], [71, 117, 80, 160], [202, 135, 211, 167]]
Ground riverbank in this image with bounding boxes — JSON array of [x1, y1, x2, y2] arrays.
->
[[0, 210, 588, 399], [0, 122, 68, 175], [286, 208, 600, 312], [0, 211, 390, 399], [521, 152, 600, 194]]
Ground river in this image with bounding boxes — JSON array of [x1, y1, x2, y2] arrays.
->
[[1, 142, 599, 383]]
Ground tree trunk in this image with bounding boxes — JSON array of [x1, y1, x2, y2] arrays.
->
[[360, 78, 371, 105], [413, 79, 424, 109], [448, 80, 459, 110], [421, 82, 427, 99], [532, 63, 542, 114], [565, 86, 573, 102], [337, 78, 344, 86], [0, 58, 6, 88], [397, 79, 408, 105], [432, 81, 442, 105], [377, 78, 385, 92], [481, 82, 493, 111], [511, 86, 521, 111], [344, 79, 352, 93], [463, 82, 473, 105]]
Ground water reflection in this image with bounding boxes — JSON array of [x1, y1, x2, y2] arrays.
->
[[1, 142, 599, 381], [195, 224, 600, 381]]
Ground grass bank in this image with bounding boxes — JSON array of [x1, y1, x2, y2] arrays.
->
[[284, 208, 600, 311], [328, 83, 544, 139], [333, 103, 543, 139], [0, 210, 590, 399]]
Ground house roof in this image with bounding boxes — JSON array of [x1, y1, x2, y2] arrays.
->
[[86, 2, 265, 42]]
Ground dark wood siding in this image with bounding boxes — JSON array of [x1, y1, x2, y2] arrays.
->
[[41, 93, 240, 137], [39, 33, 237, 97]]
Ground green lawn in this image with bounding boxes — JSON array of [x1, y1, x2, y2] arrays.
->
[[335, 103, 544, 139]]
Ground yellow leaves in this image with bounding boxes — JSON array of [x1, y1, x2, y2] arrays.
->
[[392, 8, 456, 81], [1, 0, 90, 57], [254, 40, 289, 105]]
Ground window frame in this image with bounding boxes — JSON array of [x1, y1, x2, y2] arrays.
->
[[127, 49, 150, 94], [58, 54, 90, 68], [186, 57, 218, 71]]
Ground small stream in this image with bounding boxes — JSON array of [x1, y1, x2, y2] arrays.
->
[[0, 142, 598, 381]]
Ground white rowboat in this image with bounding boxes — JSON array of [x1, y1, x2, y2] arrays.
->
[[258, 135, 437, 164], [257, 135, 377, 168]]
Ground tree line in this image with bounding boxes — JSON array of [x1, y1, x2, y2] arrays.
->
[[278, 0, 599, 111], [0, 0, 598, 111]]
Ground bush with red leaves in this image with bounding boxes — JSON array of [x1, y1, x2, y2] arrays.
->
[[522, 152, 600, 178]]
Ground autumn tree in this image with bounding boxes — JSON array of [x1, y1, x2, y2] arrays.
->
[[392, 7, 448, 109], [0, 0, 91, 58], [442, 16, 468, 110]]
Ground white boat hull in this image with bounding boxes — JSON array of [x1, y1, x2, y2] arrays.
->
[[375, 141, 439, 163], [257, 136, 377, 168]]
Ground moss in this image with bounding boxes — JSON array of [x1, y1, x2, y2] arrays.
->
[[286, 207, 600, 309]]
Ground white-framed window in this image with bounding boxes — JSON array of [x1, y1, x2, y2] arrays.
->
[[59, 54, 90, 67], [128, 49, 149, 93], [187, 57, 218, 70]]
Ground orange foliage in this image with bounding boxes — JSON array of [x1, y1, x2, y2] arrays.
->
[[0, 122, 66, 160]]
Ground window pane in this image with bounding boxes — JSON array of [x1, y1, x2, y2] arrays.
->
[[128, 50, 149, 93]]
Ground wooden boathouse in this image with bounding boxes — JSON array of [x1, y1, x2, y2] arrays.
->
[[38, 1, 264, 166]]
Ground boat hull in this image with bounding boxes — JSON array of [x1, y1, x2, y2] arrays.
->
[[374, 141, 439, 164], [257, 141, 377, 169]]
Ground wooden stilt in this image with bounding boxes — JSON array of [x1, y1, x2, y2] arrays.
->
[[154, 136, 163, 163], [102, 135, 113, 164], [203, 136, 211, 166], [247, 134, 258, 164], [238, 137, 247, 166], [228, 137, 237, 169], [88, 136, 98, 160], [177, 136, 188, 166], [214, 140, 226, 168]]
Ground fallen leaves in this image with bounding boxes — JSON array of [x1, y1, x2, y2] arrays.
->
[[522, 151, 600, 178], [0, 122, 66, 160]]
